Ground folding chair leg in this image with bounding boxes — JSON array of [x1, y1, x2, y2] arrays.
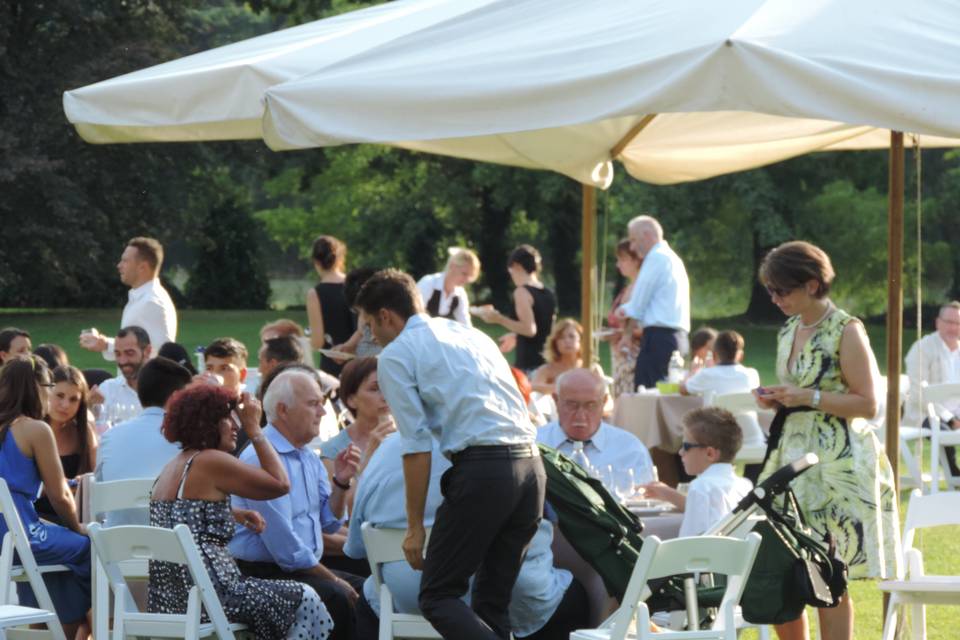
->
[[881, 598, 899, 640], [910, 602, 926, 640]]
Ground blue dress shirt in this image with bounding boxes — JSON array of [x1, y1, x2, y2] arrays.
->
[[377, 314, 535, 457], [537, 420, 656, 484], [619, 240, 690, 332], [343, 433, 571, 635], [229, 425, 343, 571]]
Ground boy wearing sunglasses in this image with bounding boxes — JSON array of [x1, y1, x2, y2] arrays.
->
[[642, 406, 753, 536]]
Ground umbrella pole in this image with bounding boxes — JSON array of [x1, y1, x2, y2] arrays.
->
[[581, 183, 597, 364], [886, 131, 904, 495]]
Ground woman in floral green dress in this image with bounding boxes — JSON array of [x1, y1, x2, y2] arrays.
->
[[754, 241, 899, 640]]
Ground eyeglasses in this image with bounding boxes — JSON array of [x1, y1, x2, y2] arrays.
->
[[766, 285, 794, 298], [680, 441, 708, 452], [560, 399, 602, 414], [38, 383, 55, 389], [938, 316, 960, 326]]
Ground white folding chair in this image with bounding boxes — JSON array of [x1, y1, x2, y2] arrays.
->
[[87, 523, 249, 639], [360, 523, 441, 640], [88, 477, 157, 640], [571, 533, 761, 640], [704, 392, 769, 465], [922, 381, 960, 493], [879, 489, 960, 640], [873, 374, 929, 491], [0, 478, 68, 640]]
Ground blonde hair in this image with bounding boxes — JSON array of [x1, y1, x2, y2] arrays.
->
[[445, 248, 481, 283], [543, 318, 582, 364]]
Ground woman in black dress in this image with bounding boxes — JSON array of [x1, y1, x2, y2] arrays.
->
[[306, 235, 356, 377], [476, 244, 557, 375]]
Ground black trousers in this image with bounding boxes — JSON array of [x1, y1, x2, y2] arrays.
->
[[419, 450, 546, 640], [634, 326, 689, 390], [236, 559, 364, 640]]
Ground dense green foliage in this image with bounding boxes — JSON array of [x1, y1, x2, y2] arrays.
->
[[2, 1, 958, 319]]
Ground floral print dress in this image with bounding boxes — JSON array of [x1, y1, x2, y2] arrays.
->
[[758, 309, 900, 580]]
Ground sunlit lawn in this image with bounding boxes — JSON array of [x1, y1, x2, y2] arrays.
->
[[1, 307, 956, 639]]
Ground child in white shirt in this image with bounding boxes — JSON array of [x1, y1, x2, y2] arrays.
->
[[643, 407, 753, 536]]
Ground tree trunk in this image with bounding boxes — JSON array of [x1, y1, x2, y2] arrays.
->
[[744, 231, 783, 323]]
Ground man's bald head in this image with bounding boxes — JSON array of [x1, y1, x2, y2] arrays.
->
[[627, 215, 663, 258], [554, 368, 606, 442]]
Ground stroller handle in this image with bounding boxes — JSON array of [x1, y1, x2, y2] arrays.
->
[[738, 453, 819, 509]]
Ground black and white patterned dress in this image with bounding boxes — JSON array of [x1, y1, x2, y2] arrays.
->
[[148, 454, 333, 639]]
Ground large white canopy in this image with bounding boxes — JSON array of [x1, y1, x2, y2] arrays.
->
[[65, 0, 960, 186]]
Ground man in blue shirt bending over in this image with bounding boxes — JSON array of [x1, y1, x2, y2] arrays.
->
[[356, 269, 546, 640]]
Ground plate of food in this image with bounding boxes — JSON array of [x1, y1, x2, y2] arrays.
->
[[593, 328, 619, 339], [626, 498, 677, 516], [317, 348, 356, 361]]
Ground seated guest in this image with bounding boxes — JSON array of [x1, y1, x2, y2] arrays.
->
[[0, 327, 32, 363], [536, 369, 655, 483], [260, 318, 315, 367], [258, 335, 305, 382], [88, 325, 150, 417], [531, 318, 606, 396], [230, 370, 364, 640], [345, 432, 589, 640], [33, 343, 69, 370], [151, 384, 332, 640], [680, 330, 765, 447], [511, 366, 548, 426], [157, 341, 198, 376], [36, 365, 98, 524], [687, 326, 718, 376], [0, 357, 90, 638], [643, 407, 753, 536], [416, 247, 481, 326], [203, 337, 248, 394], [95, 356, 192, 526]]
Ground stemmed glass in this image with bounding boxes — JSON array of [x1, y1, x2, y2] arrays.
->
[[614, 468, 636, 503]]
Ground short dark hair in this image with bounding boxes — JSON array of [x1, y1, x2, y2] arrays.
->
[[157, 342, 198, 376], [713, 330, 744, 365], [345, 267, 380, 308], [683, 407, 742, 463], [162, 384, 237, 451], [355, 269, 423, 320], [204, 337, 248, 364], [690, 327, 718, 354], [0, 356, 50, 429], [259, 319, 304, 340], [339, 357, 379, 417], [127, 236, 164, 271], [262, 335, 304, 365], [117, 325, 150, 349], [507, 244, 542, 274], [0, 327, 30, 354], [759, 240, 835, 299], [138, 357, 193, 408], [312, 235, 346, 271], [33, 343, 68, 370]]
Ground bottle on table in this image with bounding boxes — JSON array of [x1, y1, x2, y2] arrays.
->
[[667, 350, 685, 384]]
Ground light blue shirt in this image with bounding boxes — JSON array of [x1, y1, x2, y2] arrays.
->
[[619, 240, 690, 332], [229, 425, 343, 571], [94, 406, 178, 527], [378, 314, 535, 457], [537, 420, 656, 484], [343, 433, 571, 636]]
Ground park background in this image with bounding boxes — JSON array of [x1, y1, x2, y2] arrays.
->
[[2, 1, 960, 638]]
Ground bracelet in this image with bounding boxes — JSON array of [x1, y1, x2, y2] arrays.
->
[[811, 389, 822, 408], [332, 475, 351, 490]]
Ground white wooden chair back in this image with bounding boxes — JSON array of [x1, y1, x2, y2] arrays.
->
[[87, 523, 245, 639], [360, 523, 441, 640], [587, 533, 761, 640], [0, 478, 68, 639], [923, 381, 960, 493], [705, 391, 769, 464], [89, 477, 155, 522]]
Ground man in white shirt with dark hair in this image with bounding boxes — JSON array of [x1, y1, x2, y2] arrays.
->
[[617, 215, 690, 390], [79, 236, 177, 360], [536, 368, 655, 483]]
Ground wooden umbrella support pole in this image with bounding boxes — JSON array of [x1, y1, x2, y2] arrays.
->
[[885, 131, 904, 495], [581, 183, 597, 365]]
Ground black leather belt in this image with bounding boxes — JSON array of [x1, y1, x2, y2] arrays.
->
[[450, 444, 539, 465]]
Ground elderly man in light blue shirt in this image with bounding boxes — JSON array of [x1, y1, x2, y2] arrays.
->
[[229, 369, 362, 640], [356, 269, 546, 640], [618, 215, 691, 389], [345, 432, 586, 640]]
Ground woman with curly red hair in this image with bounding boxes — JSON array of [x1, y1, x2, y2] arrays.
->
[[149, 385, 333, 639]]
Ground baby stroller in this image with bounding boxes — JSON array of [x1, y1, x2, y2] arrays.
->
[[648, 453, 848, 630]]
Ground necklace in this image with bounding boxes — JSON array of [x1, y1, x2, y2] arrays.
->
[[799, 303, 834, 330]]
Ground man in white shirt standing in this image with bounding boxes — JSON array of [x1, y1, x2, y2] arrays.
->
[[356, 269, 544, 640], [537, 368, 655, 483], [905, 301, 960, 476], [79, 236, 177, 359], [617, 215, 690, 390]]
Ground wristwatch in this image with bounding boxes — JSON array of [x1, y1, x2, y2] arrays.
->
[[811, 389, 822, 408], [332, 475, 352, 491]]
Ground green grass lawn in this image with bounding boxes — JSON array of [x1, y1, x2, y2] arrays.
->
[[1, 308, 956, 639]]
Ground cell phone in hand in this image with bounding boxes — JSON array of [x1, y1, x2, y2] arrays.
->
[[755, 386, 773, 396]]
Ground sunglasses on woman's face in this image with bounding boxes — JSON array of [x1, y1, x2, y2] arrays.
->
[[680, 441, 708, 452], [766, 285, 795, 298]]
